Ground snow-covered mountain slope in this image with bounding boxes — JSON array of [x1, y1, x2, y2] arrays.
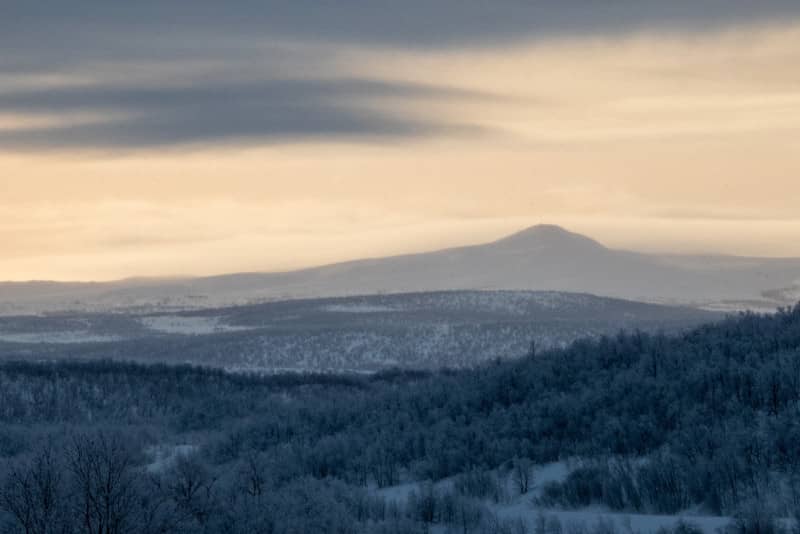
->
[[2, 225, 798, 314], [0, 290, 720, 372]]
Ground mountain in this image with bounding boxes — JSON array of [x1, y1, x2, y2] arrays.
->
[[2, 224, 799, 314]]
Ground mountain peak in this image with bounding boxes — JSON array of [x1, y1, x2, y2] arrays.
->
[[492, 224, 606, 251], [513, 224, 572, 238]]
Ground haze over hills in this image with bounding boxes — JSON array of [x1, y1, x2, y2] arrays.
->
[[2, 224, 799, 315]]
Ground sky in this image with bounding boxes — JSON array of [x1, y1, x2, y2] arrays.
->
[[2, 2, 800, 281]]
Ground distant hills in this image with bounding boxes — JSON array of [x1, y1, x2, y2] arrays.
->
[[0, 291, 721, 372], [2, 224, 799, 315]]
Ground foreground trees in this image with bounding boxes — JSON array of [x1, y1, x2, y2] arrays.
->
[[2, 304, 800, 530], [1, 435, 170, 534], [1, 445, 69, 534]]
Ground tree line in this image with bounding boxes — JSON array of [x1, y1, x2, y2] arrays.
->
[[1, 304, 800, 531]]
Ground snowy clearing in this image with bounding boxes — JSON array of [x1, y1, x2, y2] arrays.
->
[[322, 303, 399, 313], [140, 315, 251, 335], [0, 331, 121, 344], [376, 462, 734, 534], [145, 444, 199, 473]]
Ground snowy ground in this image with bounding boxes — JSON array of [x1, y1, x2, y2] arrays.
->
[[375, 462, 733, 534], [492, 504, 730, 534], [0, 291, 720, 371], [140, 315, 251, 335], [322, 303, 399, 313], [145, 444, 198, 473], [0, 331, 121, 344]]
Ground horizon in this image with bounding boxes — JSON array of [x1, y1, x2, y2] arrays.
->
[[3, 222, 800, 284], [2, 3, 799, 281], [5, 5, 800, 529]]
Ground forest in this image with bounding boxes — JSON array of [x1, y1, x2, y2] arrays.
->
[[2, 304, 800, 533]]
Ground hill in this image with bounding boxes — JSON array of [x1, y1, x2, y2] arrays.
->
[[2, 225, 799, 314], [0, 290, 719, 372], [1, 304, 800, 532]]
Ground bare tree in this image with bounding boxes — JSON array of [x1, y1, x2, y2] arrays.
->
[[511, 457, 533, 495], [164, 453, 218, 529], [1, 444, 70, 534], [238, 451, 268, 499], [68, 433, 140, 534]]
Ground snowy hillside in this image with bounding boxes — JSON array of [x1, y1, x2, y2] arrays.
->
[[0, 290, 719, 372]]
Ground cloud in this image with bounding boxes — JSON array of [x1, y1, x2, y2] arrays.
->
[[2, 2, 798, 150], [0, 78, 490, 150], [3, 2, 799, 61]]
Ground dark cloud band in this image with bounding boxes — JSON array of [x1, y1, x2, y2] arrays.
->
[[2, 1, 798, 150], [4, 1, 799, 51], [0, 79, 488, 149]]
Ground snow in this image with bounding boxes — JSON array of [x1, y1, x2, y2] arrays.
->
[[531, 462, 571, 490], [374, 462, 735, 534], [0, 331, 120, 344], [375, 480, 430, 503], [145, 444, 198, 473], [0, 289, 718, 372], [322, 304, 398, 313], [492, 503, 731, 534], [140, 315, 251, 335]]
